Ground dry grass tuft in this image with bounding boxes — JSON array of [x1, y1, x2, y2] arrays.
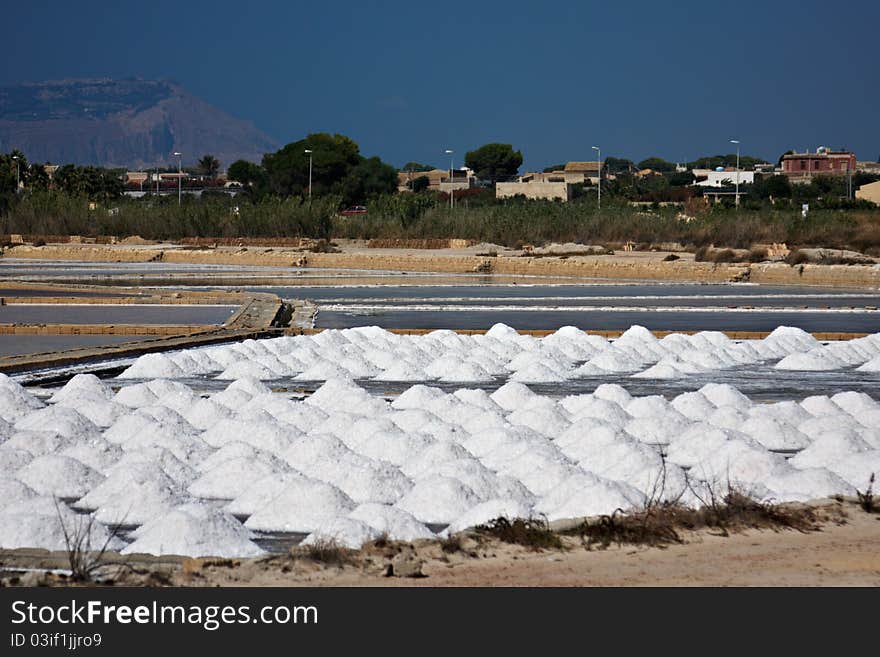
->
[[293, 539, 356, 567], [856, 473, 877, 514], [475, 517, 563, 551], [564, 489, 820, 550]]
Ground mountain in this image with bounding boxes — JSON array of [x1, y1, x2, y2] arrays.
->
[[0, 78, 279, 169]]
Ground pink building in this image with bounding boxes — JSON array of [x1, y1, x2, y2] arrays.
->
[[781, 148, 856, 181]]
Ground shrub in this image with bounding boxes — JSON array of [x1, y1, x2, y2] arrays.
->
[[786, 249, 810, 265], [294, 539, 354, 566], [748, 247, 768, 262], [475, 517, 563, 550], [857, 473, 876, 513], [711, 248, 737, 263]]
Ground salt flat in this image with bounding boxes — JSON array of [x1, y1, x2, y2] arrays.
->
[[1, 324, 878, 558]]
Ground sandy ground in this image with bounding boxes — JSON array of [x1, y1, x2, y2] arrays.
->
[[3, 501, 878, 587], [7, 241, 880, 287], [199, 503, 880, 587]]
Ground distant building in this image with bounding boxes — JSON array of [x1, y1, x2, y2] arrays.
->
[[439, 168, 477, 193], [496, 181, 572, 202], [856, 161, 880, 175], [397, 167, 475, 193], [125, 171, 150, 185], [154, 172, 189, 182], [692, 168, 757, 187], [511, 160, 603, 187], [856, 180, 880, 205], [560, 161, 602, 184], [397, 168, 445, 192], [781, 148, 856, 182]]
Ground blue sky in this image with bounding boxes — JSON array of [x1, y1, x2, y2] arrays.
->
[[3, 0, 879, 170]]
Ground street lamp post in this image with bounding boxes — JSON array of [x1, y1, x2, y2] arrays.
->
[[445, 149, 454, 209], [730, 139, 740, 208], [12, 156, 20, 194], [304, 150, 313, 202], [173, 152, 182, 205], [591, 145, 601, 210]]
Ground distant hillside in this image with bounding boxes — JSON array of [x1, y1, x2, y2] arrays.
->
[[0, 78, 279, 169]]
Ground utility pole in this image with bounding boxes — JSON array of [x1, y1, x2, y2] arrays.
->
[[12, 156, 20, 193], [846, 160, 852, 200], [591, 145, 601, 210], [173, 152, 182, 205], [730, 139, 740, 208], [445, 149, 454, 209], [304, 149, 313, 202]]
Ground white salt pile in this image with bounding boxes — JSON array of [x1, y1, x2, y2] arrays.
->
[[1, 322, 879, 556], [0, 496, 124, 552], [114, 324, 880, 384], [123, 502, 264, 558]]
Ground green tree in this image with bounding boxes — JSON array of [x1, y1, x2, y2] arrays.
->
[[339, 156, 398, 206], [636, 157, 676, 173], [666, 170, 695, 187], [464, 143, 523, 184], [411, 175, 430, 193], [27, 163, 50, 191], [263, 133, 360, 198], [603, 157, 635, 175], [228, 160, 266, 187], [688, 154, 768, 170], [401, 162, 435, 172], [0, 150, 29, 194], [198, 154, 221, 179], [754, 174, 792, 199], [53, 164, 85, 195], [53, 165, 122, 201]]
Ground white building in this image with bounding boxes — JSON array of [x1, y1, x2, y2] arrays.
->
[[692, 168, 756, 187]]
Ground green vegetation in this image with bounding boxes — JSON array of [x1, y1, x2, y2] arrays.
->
[[197, 154, 221, 179], [603, 157, 635, 174], [257, 133, 397, 205], [1, 191, 340, 240], [401, 161, 435, 172], [3, 185, 880, 254], [2, 145, 879, 253], [637, 156, 677, 172], [464, 143, 523, 183], [688, 153, 769, 170], [410, 175, 430, 193]]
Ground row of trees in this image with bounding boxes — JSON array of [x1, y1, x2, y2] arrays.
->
[[1, 152, 125, 210], [4, 136, 877, 216]]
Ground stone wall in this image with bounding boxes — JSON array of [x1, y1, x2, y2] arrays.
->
[[495, 181, 571, 202]]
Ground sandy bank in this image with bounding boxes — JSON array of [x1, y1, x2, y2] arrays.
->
[[2, 500, 877, 587], [4, 243, 880, 288]]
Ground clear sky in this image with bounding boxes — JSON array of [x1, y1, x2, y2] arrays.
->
[[3, 0, 878, 170]]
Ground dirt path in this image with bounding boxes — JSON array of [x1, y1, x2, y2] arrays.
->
[[3, 503, 878, 587]]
